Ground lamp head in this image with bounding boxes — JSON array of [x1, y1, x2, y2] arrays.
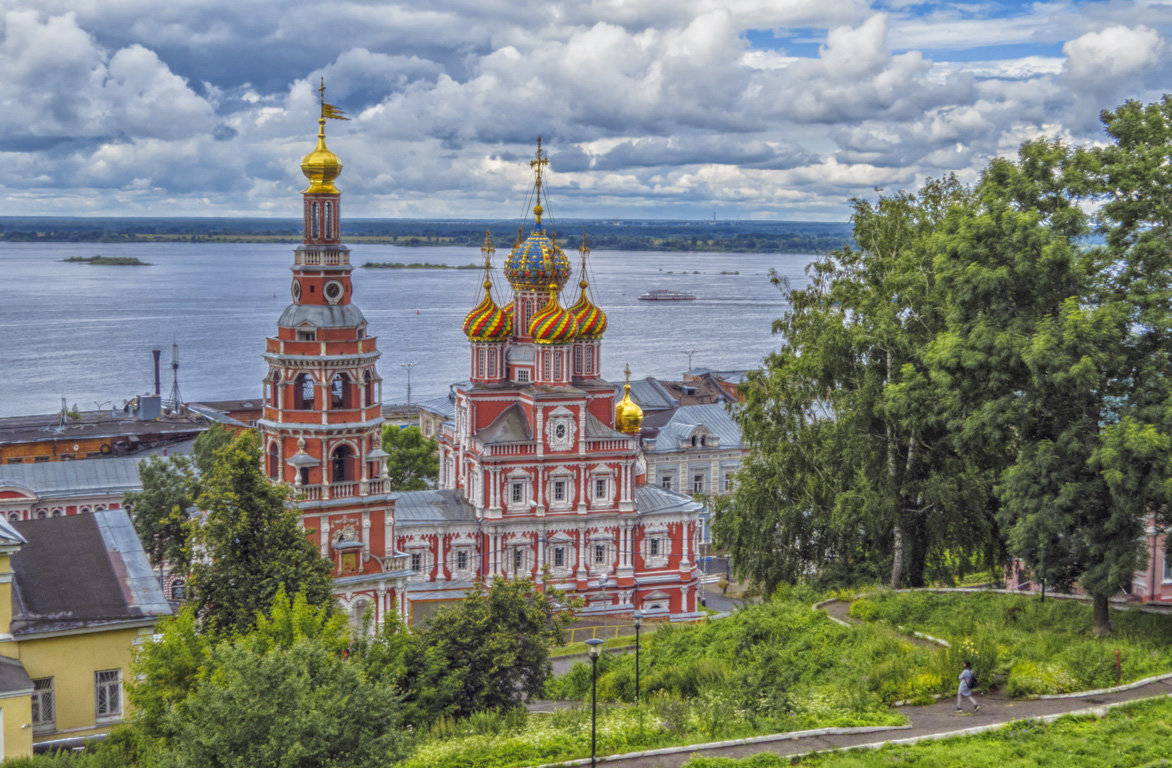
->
[[633, 609, 642, 628], [586, 637, 603, 659]]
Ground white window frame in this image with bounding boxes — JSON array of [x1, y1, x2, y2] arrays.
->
[[660, 475, 672, 491], [32, 677, 54, 733], [545, 470, 575, 511], [642, 527, 671, 568], [95, 669, 122, 722]]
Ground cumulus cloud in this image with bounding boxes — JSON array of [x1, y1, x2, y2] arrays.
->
[[0, 1, 1171, 219]]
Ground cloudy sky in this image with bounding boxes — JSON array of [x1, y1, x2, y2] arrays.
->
[[1, 0, 1169, 221]]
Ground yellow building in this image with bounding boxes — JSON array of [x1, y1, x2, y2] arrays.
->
[[0, 510, 170, 756]]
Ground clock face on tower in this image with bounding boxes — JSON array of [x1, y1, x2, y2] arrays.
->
[[291, 279, 302, 302], [324, 280, 344, 305]]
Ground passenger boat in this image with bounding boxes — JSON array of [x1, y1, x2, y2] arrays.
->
[[638, 289, 697, 301]]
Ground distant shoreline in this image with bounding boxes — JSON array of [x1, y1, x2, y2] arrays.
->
[[362, 261, 480, 269], [0, 217, 852, 254]]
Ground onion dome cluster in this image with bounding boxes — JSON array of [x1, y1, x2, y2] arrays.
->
[[614, 366, 644, 435], [529, 284, 579, 344], [568, 277, 607, 339], [301, 119, 342, 194], [463, 279, 512, 341], [505, 230, 572, 291]]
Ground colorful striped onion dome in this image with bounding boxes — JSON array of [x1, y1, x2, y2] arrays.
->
[[569, 277, 607, 339], [505, 229, 572, 291], [463, 279, 511, 342], [529, 284, 579, 344]]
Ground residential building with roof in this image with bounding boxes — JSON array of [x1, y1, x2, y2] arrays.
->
[[0, 509, 170, 755], [0, 456, 138, 523]]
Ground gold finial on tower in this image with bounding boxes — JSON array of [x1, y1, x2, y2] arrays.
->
[[301, 79, 347, 194], [481, 230, 495, 290], [624, 363, 632, 386], [531, 136, 549, 227], [615, 362, 644, 435], [578, 232, 590, 289]]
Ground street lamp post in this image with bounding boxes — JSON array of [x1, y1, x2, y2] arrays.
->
[[633, 609, 642, 705], [586, 637, 603, 768]]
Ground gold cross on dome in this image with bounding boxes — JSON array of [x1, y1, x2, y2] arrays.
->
[[530, 136, 548, 189]]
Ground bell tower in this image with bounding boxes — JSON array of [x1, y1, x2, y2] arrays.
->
[[257, 83, 410, 628]]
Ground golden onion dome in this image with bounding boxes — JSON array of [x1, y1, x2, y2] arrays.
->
[[301, 118, 342, 194], [529, 283, 578, 344], [614, 364, 644, 435]]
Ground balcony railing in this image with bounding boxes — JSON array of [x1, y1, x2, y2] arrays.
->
[[294, 477, 390, 501], [587, 438, 633, 452], [294, 249, 350, 267]]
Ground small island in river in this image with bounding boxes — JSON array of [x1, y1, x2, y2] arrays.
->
[[61, 255, 153, 266], [361, 261, 479, 270]]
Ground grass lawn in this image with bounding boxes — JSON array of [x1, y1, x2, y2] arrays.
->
[[849, 591, 1172, 696], [683, 696, 1172, 767]]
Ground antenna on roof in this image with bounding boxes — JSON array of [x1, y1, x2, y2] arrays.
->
[[167, 342, 184, 412]]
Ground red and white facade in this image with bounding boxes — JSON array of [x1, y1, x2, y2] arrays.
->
[[398, 148, 704, 623], [258, 115, 409, 628]]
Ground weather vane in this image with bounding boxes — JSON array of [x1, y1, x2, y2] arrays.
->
[[319, 77, 350, 121]]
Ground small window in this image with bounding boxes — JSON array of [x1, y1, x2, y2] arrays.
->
[[7, 512, 20, 522], [95, 669, 122, 719], [410, 552, 422, 572], [722, 474, 732, 492], [513, 548, 524, 571], [456, 550, 468, 570], [553, 547, 565, 567], [649, 538, 660, 557], [32, 678, 54, 731], [553, 480, 566, 501], [595, 478, 607, 498], [693, 474, 705, 494], [297, 329, 317, 342], [356, 326, 365, 339], [517, 369, 530, 383], [511, 482, 523, 503], [660, 476, 672, 491], [594, 544, 606, 565]]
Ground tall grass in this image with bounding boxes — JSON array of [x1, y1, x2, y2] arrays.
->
[[849, 591, 1172, 695]]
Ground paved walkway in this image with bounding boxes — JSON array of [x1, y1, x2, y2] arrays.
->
[[540, 597, 1172, 767]]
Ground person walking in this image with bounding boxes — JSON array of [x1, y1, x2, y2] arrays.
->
[[957, 660, 979, 713]]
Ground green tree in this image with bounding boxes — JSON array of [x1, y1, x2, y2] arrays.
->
[[714, 177, 988, 591], [187, 431, 334, 634], [382, 424, 438, 491], [404, 577, 569, 721], [192, 423, 233, 479], [124, 455, 196, 572], [130, 590, 403, 768]]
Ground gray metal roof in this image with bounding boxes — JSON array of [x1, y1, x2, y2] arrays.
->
[[10, 508, 170, 635], [0, 656, 32, 696], [0, 456, 145, 499], [644, 403, 742, 453], [277, 303, 367, 328], [413, 395, 455, 420], [635, 485, 704, 516], [618, 378, 679, 411], [585, 413, 627, 439], [392, 490, 476, 525], [479, 403, 532, 444]]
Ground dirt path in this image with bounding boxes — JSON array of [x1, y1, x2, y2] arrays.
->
[[539, 598, 1172, 767]]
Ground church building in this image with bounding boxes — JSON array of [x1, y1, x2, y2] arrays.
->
[[261, 102, 703, 626]]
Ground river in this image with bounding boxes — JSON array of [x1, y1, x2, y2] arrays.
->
[[0, 241, 815, 417]]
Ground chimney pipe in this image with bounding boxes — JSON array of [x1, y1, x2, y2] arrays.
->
[[152, 349, 161, 396]]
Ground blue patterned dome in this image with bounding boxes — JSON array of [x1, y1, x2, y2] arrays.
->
[[504, 230, 572, 291]]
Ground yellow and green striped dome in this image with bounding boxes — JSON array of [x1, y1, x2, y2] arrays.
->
[[529, 284, 578, 345]]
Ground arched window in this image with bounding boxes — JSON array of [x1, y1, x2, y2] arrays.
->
[[7, 512, 20, 522], [331, 444, 355, 483], [363, 370, 375, 406], [270, 371, 282, 408], [324, 201, 334, 239], [294, 373, 315, 410], [268, 442, 280, 479], [350, 599, 371, 634], [311, 202, 320, 239], [330, 373, 351, 409]]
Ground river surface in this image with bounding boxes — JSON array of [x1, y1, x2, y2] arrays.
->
[[0, 241, 815, 417]]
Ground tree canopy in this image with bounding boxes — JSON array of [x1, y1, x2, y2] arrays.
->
[[381, 424, 439, 491], [187, 431, 335, 634], [717, 97, 1172, 633]]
